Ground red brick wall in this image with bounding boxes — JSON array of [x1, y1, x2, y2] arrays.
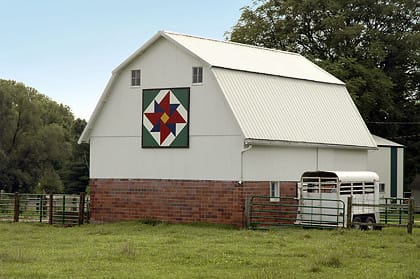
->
[[89, 179, 297, 227]]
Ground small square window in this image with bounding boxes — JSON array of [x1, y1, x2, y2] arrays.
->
[[192, 67, 203, 84], [379, 183, 385, 193], [131, 69, 141, 87], [270, 182, 280, 202]]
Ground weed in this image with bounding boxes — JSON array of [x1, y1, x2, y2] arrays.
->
[[308, 265, 322, 273], [315, 253, 343, 268], [0, 250, 33, 263], [138, 218, 162, 226], [119, 242, 137, 257]]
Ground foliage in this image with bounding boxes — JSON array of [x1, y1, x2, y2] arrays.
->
[[228, 0, 420, 186], [0, 222, 419, 278], [0, 80, 89, 193]]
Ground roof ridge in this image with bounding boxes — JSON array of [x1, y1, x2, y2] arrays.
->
[[161, 30, 301, 57]]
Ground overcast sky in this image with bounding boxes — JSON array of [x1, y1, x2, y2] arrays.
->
[[0, 0, 251, 120]]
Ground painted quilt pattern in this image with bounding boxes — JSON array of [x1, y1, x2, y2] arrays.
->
[[142, 88, 189, 147]]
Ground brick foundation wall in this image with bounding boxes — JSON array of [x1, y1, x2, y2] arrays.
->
[[89, 178, 297, 227]]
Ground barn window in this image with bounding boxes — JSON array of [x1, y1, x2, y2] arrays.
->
[[192, 67, 203, 84], [379, 183, 385, 193], [131, 69, 141, 87], [270, 182, 280, 202]]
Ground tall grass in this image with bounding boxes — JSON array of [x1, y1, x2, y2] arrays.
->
[[0, 222, 419, 278]]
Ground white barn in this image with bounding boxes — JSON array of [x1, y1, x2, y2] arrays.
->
[[368, 135, 404, 198], [79, 31, 378, 226]]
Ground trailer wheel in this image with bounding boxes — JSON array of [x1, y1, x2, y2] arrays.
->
[[352, 216, 362, 230], [365, 216, 375, 231]]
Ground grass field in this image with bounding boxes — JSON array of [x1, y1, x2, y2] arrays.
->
[[0, 222, 419, 278]]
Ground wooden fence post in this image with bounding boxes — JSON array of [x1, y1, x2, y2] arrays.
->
[[346, 196, 353, 229], [49, 194, 53, 225], [407, 198, 414, 234], [78, 192, 85, 225], [13, 192, 19, 222]]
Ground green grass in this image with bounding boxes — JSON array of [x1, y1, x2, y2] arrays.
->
[[0, 222, 419, 278]]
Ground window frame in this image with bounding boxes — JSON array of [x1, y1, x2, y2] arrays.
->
[[131, 69, 141, 87], [192, 66, 203, 84], [379, 183, 385, 193], [270, 181, 280, 202]]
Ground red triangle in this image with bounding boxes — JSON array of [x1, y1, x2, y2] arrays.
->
[[159, 92, 171, 113], [168, 110, 186, 124], [145, 112, 162, 125], [160, 122, 171, 144]]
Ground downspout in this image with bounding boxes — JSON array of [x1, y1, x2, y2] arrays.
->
[[240, 144, 253, 184], [316, 147, 319, 171]]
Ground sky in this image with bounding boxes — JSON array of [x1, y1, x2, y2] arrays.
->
[[0, 0, 252, 120]]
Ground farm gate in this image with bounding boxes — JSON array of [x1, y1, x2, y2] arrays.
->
[[247, 195, 418, 234], [246, 196, 345, 229], [0, 192, 89, 225], [349, 197, 419, 234]]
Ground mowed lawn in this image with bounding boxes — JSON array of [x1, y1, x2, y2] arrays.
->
[[0, 222, 419, 278]]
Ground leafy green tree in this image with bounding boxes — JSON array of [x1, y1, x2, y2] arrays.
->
[[35, 167, 64, 194], [228, 0, 419, 187], [0, 80, 89, 193], [61, 118, 89, 194]]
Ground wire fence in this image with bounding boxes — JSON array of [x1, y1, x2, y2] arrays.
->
[[0, 192, 89, 225]]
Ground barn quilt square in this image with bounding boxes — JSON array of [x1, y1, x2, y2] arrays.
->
[[142, 88, 189, 148]]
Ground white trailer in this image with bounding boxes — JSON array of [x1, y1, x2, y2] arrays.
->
[[297, 171, 381, 229]]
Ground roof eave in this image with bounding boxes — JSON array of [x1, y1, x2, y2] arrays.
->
[[244, 138, 378, 150], [212, 66, 345, 86], [161, 31, 212, 68], [112, 31, 164, 75], [78, 74, 117, 144], [78, 31, 173, 144]]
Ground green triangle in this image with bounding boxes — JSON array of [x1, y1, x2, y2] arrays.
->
[[142, 126, 159, 147]]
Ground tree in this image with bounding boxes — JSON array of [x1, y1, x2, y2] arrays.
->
[[228, 0, 419, 186], [61, 118, 90, 194], [35, 167, 64, 194], [0, 80, 89, 193]]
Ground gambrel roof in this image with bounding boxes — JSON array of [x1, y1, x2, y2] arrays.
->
[[372, 135, 403, 148], [79, 31, 376, 149]]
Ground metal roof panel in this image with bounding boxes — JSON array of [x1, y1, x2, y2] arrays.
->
[[164, 31, 344, 85], [212, 68, 376, 148]]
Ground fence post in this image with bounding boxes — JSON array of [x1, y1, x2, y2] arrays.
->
[[346, 196, 352, 229], [49, 194, 53, 225], [243, 196, 251, 228], [399, 201, 402, 225], [13, 192, 19, 222], [39, 195, 43, 223], [62, 195, 66, 225], [78, 192, 85, 225], [407, 198, 414, 234]]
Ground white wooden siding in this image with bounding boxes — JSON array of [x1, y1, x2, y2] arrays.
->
[[89, 38, 244, 179], [243, 145, 368, 181]]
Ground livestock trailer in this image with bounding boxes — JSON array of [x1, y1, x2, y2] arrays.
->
[[297, 171, 381, 228]]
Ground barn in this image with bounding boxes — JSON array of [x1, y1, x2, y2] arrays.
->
[[368, 135, 404, 199], [79, 31, 378, 227]]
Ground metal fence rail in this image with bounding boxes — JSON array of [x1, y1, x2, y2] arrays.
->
[[349, 197, 418, 234], [247, 196, 345, 229], [247, 195, 417, 234], [0, 192, 89, 225], [380, 197, 410, 224]]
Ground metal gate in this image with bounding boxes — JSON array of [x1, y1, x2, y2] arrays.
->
[[0, 192, 89, 225], [247, 196, 345, 229]]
